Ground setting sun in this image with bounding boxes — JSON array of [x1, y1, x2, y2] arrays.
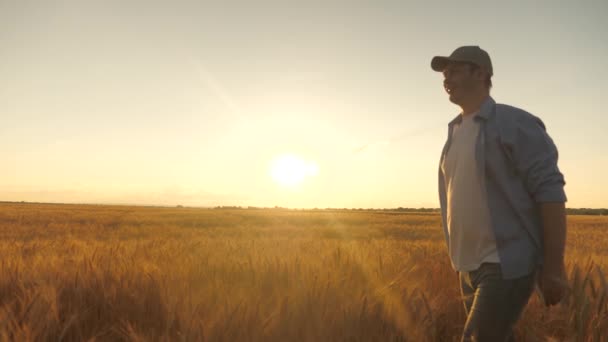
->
[[270, 154, 319, 188]]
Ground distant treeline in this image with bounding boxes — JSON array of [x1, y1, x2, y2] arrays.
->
[[566, 208, 608, 216], [2, 202, 605, 215], [212, 206, 607, 215], [212, 206, 441, 212]]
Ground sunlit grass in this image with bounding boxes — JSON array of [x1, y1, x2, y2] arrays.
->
[[0, 203, 605, 341]]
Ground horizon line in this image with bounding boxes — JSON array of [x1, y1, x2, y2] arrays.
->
[[2, 201, 607, 212]]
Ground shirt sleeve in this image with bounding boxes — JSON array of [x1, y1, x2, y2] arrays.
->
[[509, 114, 567, 203]]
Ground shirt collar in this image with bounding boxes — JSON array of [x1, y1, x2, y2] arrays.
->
[[448, 96, 496, 127]]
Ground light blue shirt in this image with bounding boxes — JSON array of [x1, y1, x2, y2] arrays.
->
[[438, 96, 567, 279]]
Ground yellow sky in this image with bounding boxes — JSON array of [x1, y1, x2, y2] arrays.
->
[[2, 1, 608, 208]]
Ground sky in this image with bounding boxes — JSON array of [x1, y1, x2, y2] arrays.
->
[[2, 0, 607, 208]]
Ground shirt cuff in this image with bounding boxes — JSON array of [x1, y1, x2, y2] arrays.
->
[[534, 187, 567, 203]]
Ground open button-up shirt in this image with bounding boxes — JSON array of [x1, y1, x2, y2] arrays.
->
[[438, 96, 567, 279]]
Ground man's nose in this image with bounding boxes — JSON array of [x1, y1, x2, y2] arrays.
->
[[443, 72, 454, 82]]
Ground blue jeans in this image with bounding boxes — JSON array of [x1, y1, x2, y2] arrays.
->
[[459, 262, 537, 342]]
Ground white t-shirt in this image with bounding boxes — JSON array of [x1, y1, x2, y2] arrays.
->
[[441, 112, 501, 271]]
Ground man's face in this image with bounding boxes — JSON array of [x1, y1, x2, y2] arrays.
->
[[442, 62, 482, 105]]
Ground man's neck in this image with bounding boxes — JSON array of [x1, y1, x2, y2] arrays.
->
[[460, 93, 490, 117]]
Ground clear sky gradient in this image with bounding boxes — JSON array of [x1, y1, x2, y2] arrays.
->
[[2, 1, 607, 208]]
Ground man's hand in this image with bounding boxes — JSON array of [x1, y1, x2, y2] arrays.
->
[[537, 264, 569, 307]]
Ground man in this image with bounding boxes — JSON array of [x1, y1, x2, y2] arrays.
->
[[432, 46, 569, 341]]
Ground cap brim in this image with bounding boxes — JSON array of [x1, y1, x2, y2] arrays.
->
[[431, 56, 451, 72]]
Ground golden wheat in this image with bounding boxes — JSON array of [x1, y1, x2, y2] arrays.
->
[[0, 203, 605, 341]]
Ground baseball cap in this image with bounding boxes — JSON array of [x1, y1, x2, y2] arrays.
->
[[431, 46, 493, 76]]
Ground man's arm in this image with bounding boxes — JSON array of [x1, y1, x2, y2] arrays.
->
[[539, 201, 568, 306], [506, 112, 568, 306], [506, 113, 567, 203], [540, 202, 567, 271]]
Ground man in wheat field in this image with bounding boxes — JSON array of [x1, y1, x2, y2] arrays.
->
[[433, 46, 569, 341]]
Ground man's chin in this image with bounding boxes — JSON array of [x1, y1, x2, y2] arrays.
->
[[448, 94, 460, 105]]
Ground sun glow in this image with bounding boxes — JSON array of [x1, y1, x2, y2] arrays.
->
[[270, 154, 319, 188]]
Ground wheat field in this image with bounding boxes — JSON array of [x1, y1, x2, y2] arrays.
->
[[0, 202, 606, 341]]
